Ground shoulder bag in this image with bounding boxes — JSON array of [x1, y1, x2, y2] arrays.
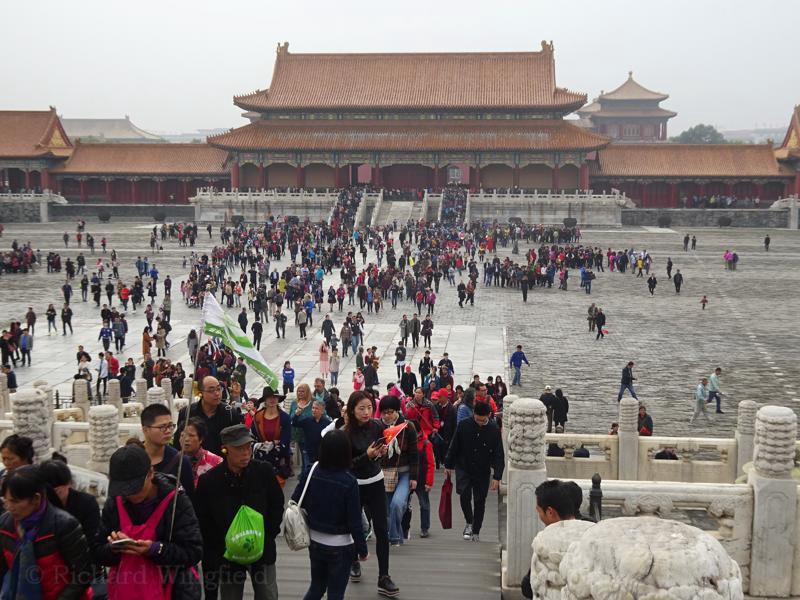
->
[[282, 461, 318, 551]]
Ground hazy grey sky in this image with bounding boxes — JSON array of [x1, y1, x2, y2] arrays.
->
[[2, 0, 796, 136]]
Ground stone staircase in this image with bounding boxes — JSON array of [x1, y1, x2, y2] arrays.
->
[[381, 200, 415, 227]]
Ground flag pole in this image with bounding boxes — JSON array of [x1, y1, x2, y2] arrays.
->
[[168, 293, 207, 540]]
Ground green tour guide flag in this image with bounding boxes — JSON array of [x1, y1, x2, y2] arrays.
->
[[201, 293, 280, 389]]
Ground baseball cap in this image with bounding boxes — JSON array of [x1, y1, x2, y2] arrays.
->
[[221, 424, 253, 447], [108, 446, 152, 497]]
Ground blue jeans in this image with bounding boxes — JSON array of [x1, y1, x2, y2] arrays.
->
[[617, 383, 638, 401], [708, 390, 721, 411], [304, 541, 353, 600], [386, 472, 411, 544], [512, 366, 521, 386], [351, 335, 361, 355], [413, 485, 431, 532]]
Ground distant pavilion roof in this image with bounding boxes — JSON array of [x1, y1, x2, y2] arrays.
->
[[0, 108, 72, 158], [208, 119, 609, 153], [62, 116, 163, 142], [234, 41, 587, 113], [598, 72, 669, 102], [592, 144, 786, 178], [53, 143, 228, 175], [775, 105, 800, 161]]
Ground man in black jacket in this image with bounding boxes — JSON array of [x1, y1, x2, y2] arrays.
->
[[195, 424, 284, 600], [617, 361, 639, 402], [97, 445, 203, 598], [174, 375, 242, 455], [445, 402, 504, 542]]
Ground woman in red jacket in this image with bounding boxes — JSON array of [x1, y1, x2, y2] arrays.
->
[[0, 465, 93, 600]]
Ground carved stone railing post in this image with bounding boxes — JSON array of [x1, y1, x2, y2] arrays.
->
[[747, 406, 797, 597], [73, 378, 91, 421], [182, 376, 193, 400], [735, 400, 757, 477], [11, 388, 52, 462], [88, 405, 119, 474], [106, 378, 123, 418], [0, 373, 10, 417], [502, 398, 547, 595], [500, 394, 518, 492], [146, 387, 165, 407], [617, 397, 639, 480], [160, 377, 174, 413], [134, 378, 148, 403]]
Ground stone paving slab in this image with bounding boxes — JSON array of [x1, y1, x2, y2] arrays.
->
[[1, 222, 798, 440]]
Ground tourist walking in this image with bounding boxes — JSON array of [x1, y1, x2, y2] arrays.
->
[[594, 308, 606, 340], [194, 424, 285, 600], [509, 344, 530, 386], [342, 391, 399, 597], [617, 361, 638, 401], [551, 388, 569, 431], [690, 377, 711, 425], [708, 367, 724, 413], [764, 234, 771, 251], [673, 270, 684, 293], [647, 274, 657, 296], [445, 402, 504, 543], [291, 429, 368, 600]]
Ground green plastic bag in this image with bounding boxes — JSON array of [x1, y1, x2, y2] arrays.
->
[[224, 505, 265, 565]]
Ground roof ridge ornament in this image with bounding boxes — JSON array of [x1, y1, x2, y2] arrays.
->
[[628, 70, 633, 79], [277, 41, 289, 55], [540, 40, 554, 53]]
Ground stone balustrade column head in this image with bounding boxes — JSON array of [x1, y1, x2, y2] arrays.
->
[[11, 388, 52, 462], [72, 378, 91, 421], [735, 400, 758, 477], [106, 378, 124, 418], [88, 405, 119, 475], [182, 377, 193, 401], [0, 373, 10, 417], [502, 397, 548, 595], [146, 387, 166, 407], [747, 405, 797, 597], [160, 377, 174, 412], [617, 397, 640, 481], [134, 379, 148, 403]]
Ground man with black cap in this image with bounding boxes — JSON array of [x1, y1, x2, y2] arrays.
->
[[174, 375, 242, 455], [195, 424, 284, 600], [97, 444, 203, 598]]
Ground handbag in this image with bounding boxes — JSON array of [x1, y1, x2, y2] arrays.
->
[[439, 473, 453, 529], [282, 461, 318, 551], [383, 467, 399, 493]]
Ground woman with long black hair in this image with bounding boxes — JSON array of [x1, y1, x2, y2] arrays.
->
[[343, 391, 399, 597]]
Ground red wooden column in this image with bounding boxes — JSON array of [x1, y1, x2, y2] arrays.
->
[[669, 182, 678, 207], [130, 179, 138, 203], [334, 165, 342, 188], [475, 165, 481, 191], [433, 166, 440, 190], [105, 179, 112, 201], [230, 163, 240, 190], [157, 179, 164, 203], [512, 166, 520, 189], [296, 165, 305, 188], [755, 183, 763, 200], [371, 166, 381, 188], [182, 180, 189, 203], [24, 170, 31, 190], [79, 179, 87, 203], [724, 182, 733, 197], [551, 165, 560, 192], [41, 169, 49, 191], [640, 182, 649, 207], [258, 164, 266, 189], [579, 163, 589, 191]]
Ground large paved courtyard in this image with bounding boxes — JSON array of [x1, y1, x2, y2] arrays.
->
[[1, 218, 798, 438]]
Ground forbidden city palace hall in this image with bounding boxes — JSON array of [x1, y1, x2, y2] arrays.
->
[[1, 42, 798, 208]]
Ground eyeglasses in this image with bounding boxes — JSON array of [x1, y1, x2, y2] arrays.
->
[[204, 386, 222, 393], [146, 423, 176, 433]]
